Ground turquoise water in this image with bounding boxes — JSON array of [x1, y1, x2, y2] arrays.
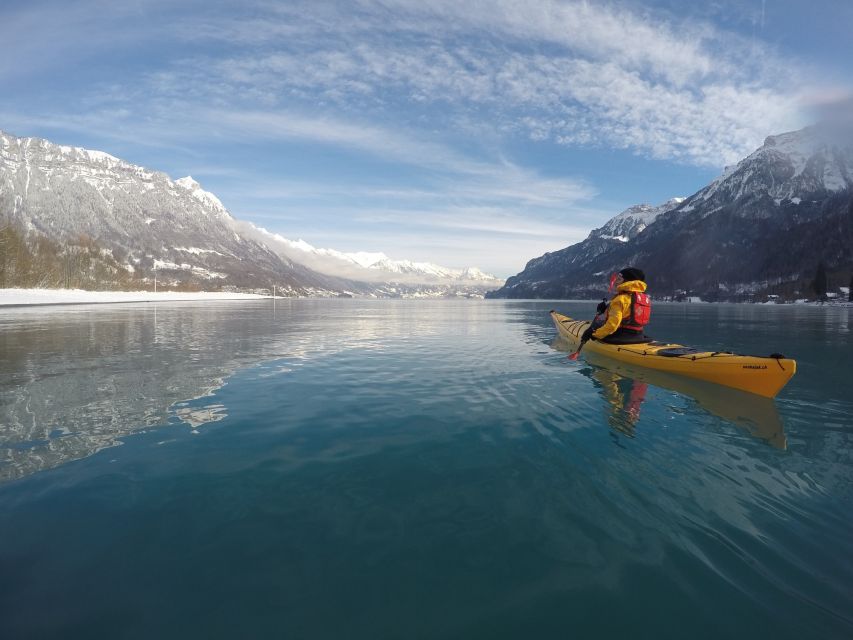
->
[[0, 299, 851, 639]]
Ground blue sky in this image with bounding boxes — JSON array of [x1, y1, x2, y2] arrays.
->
[[2, 0, 851, 277]]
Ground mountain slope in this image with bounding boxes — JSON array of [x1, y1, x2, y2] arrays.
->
[[488, 124, 853, 300], [0, 130, 348, 294]]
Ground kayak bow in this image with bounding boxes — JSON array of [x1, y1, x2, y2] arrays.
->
[[551, 311, 796, 398]]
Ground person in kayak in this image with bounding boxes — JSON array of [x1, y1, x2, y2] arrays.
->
[[581, 267, 652, 344]]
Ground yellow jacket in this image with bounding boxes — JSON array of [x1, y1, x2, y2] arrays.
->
[[592, 280, 648, 340]]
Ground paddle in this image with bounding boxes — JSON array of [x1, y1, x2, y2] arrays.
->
[[568, 292, 612, 361], [567, 339, 586, 360], [568, 316, 598, 360], [568, 323, 594, 360]]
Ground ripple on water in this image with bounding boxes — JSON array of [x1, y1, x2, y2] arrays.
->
[[0, 300, 852, 638]]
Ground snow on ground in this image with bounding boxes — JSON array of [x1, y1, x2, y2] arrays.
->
[[0, 288, 270, 307]]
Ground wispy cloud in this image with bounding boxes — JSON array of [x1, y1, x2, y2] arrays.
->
[[352, 206, 593, 239], [0, 0, 179, 82], [3, 0, 816, 167], [164, 0, 811, 165], [180, 107, 598, 207]]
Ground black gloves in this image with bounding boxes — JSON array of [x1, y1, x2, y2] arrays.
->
[[581, 327, 595, 342], [596, 299, 608, 314]]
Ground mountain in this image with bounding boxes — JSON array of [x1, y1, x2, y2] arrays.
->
[[488, 124, 853, 301], [0, 130, 500, 297], [592, 198, 685, 242], [0, 130, 349, 294], [240, 225, 502, 287]]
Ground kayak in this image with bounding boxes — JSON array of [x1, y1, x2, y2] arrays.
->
[[550, 311, 796, 398], [565, 347, 786, 448]]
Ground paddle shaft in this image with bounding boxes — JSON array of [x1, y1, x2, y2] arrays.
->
[[569, 315, 601, 360], [568, 337, 589, 360]]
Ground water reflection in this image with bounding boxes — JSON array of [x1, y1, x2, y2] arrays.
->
[[552, 337, 787, 448], [0, 300, 503, 483], [0, 305, 261, 481], [588, 366, 648, 435], [2, 300, 851, 639]]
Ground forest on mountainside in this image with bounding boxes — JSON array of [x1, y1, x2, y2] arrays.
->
[[0, 219, 201, 292]]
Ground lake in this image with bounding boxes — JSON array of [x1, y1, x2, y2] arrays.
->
[[0, 299, 851, 639]]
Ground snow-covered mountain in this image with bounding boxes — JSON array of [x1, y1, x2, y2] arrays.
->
[[591, 198, 685, 242], [0, 130, 347, 294], [687, 125, 853, 212], [674, 124, 853, 230], [489, 123, 853, 300], [487, 196, 685, 298], [174, 175, 231, 214], [241, 225, 502, 286], [0, 130, 500, 297]]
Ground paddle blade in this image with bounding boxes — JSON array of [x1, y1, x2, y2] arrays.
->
[[567, 351, 580, 360]]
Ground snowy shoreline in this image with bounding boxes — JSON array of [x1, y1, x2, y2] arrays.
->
[[0, 288, 272, 307]]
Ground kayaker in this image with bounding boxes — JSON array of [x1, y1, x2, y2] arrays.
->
[[581, 267, 651, 344]]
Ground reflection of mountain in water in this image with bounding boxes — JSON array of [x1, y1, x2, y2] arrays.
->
[[0, 307, 244, 481], [0, 300, 461, 483], [0, 305, 273, 481]]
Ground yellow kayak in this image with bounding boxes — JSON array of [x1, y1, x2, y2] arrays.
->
[[551, 311, 796, 398]]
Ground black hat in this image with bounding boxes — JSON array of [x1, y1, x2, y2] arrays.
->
[[619, 267, 645, 282]]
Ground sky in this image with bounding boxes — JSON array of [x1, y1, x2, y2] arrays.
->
[[1, 0, 851, 277]]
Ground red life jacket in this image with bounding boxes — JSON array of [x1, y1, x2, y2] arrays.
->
[[621, 292, 651, 331]]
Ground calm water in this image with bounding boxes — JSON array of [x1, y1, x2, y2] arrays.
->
[[0, 299, 851, 639]]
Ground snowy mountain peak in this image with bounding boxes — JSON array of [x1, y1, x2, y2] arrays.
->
[[459, 267, 492, 281], [0, 130, 124, 169], [176, 176, 201, 190], [592, 197, 684, 241], [244, 224, 502, 285], [58, 144, 121, 166], [175, 175, 229, 215], [0, 129, 250, 264], [345, 252, 393, 269], [753, 127, 843, 176], [692, 125, 853, 208]]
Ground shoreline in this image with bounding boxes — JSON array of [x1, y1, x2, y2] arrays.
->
[[0, 288, 271, 308], [1, 288, 851, 308]]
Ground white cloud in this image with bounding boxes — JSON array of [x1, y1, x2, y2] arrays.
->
[[154, 0, 810, 167], [367, 0, 721, 85], [4, 0, 815, 167]]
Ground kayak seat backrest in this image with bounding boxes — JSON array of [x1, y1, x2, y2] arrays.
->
[[656, 347, 701, 357]]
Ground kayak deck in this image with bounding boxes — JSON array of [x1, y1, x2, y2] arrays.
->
[[550, 311, 796, 398]]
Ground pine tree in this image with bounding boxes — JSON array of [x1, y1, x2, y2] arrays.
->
[[849, 274, 853, 302]]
